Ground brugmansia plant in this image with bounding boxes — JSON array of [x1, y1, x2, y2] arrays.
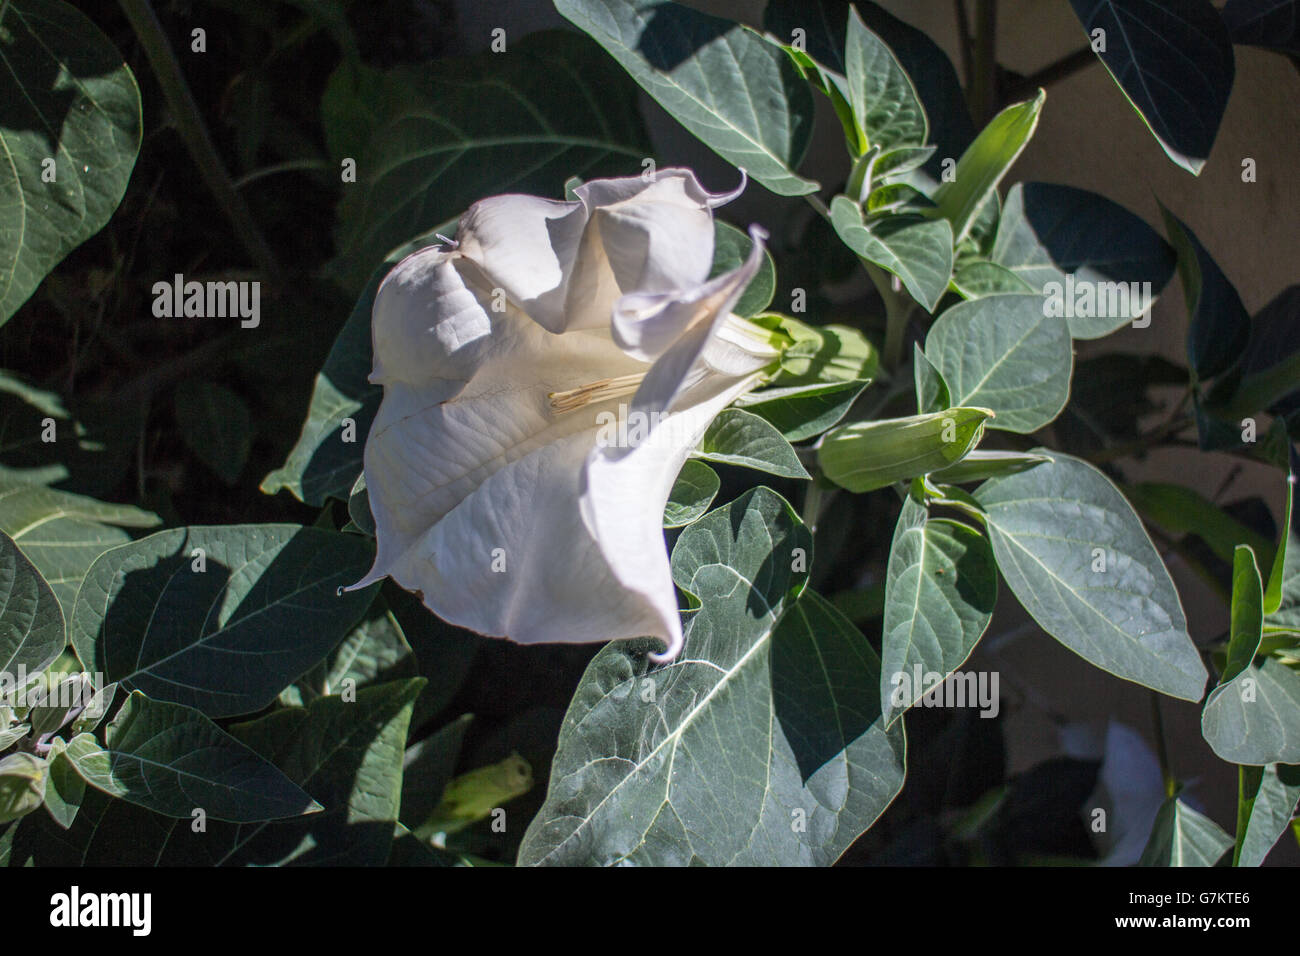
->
[[0, 0, 1298, 870]]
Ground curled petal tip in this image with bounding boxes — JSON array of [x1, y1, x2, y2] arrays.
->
[[706, 167, 748, 208], [647, 633, 683, 666], [747, 223, 769, 244]]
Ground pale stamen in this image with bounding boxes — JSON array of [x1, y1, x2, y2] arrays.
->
[[548, 373, 645, 413]]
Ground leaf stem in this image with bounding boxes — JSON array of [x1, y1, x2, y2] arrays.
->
[[1007, 47, 1096, 101], [970, 0, 998, 124], [1150, 692, 1176, 798], [801, 479, 825, 532], [117, 0, 284, 288]]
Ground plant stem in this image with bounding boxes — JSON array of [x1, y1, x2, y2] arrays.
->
[[117, 0, 284, 288], [1007, 47, 1096, 101], [863, 260, 914, 373], [801, 479, 825, 532], [970, 0, 998, 124], [954, 0, 973, 91], [1150, 693, 1175, 798]]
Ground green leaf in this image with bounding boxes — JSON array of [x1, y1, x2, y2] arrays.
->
[[734, 379, 869, 442], [280, 592, 416, 707], [843, 5, 926, 152], [1203, 546, 1300, 765], [930, 91, 1044, 244], [710, 221, 776, 317], [347, 472, 374, 536], [0, 0, 142, 322], [330, 30, 650, 287], [927, 449, 1050, 485], [913, 342, 950, 414], [70, 525, 378, 718], [519, 487, 906, 865], [0, 752, 45, 824], [0, 480, 160, 619], [1068, 0, 1233, 175], [1265, 458, 1298, 625], [950, 260, 1034, 299], [219, 678, 423, 865], [400, 713, 473, 832], [41, 737, 84, 829], [174, 380, 253, 486], [829, 195, 953, 312], [974, 450, 1207, 701], [1235, 763, 1300, 866], [692, 408, 810, 479], [556, 0, 817, 196], [775, 318, 880, 386], [1127, 482, 1275, 569], [1218, 286, 1300, 422], [991, 183, 1175, 338], [881, 496, 997, 725], [1159, 206, 1250, 381], [820, 407, 993, 494], [925, 294, 1072, 434], [64, 694, 320, 823], [0, 373, 144, 496], [663, 459, 719, 528], [0, 528, 64, 683], [1139, 796, 1232, 866]]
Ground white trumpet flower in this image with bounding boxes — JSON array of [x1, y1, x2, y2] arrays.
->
[[352, 169, 783, 662]]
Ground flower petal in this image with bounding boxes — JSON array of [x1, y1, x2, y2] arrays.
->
[[359, 249, 642, 589], [580, 373, 763, 662], [619, 225, 774, 420]]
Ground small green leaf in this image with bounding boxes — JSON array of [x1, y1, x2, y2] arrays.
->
[[1127, 482, 1275, 569], [820, 407, 993, 494], [830, 195, 953, 311], [950, 260, 1034, 299], [930, 91, 1044, 244], [844, 5, 927, 152], [881, 496, 997, 725], [913, 342, 950, 414], [0, 752, 46, 824], [41, 738, 84, 829], [1235, 763, 1300, 866], [775, 318, 880, 386], [0, 528, 65, 685], [65, 695, 320, 823], [663, 459, 720, 528], [925, 294, 1072, 434], [557, 0, 817, 195], [1265, 460, 1298, 624], [711, 221, 776, 317], [1160, 205, 1251, 381], [975, 450, 1207, 701], [1139, 796, 1232, 866], [1203, 546, 1300, 765], [692, 408, 810, 479]]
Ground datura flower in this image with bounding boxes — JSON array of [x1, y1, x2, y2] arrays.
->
[[351, 169, 785, 662]]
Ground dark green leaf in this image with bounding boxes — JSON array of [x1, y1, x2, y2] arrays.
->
[[174, 380, 253, 486], [64, 695, 320, 823], [1138, 796, 1232, 866], [71, 525, 378, 717], [710, 220, 776, 317], [991, 182, 1176, 338], [734, 379, 869, 442], [0, 527, 64, 683], [0, 0, 142, 321]]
